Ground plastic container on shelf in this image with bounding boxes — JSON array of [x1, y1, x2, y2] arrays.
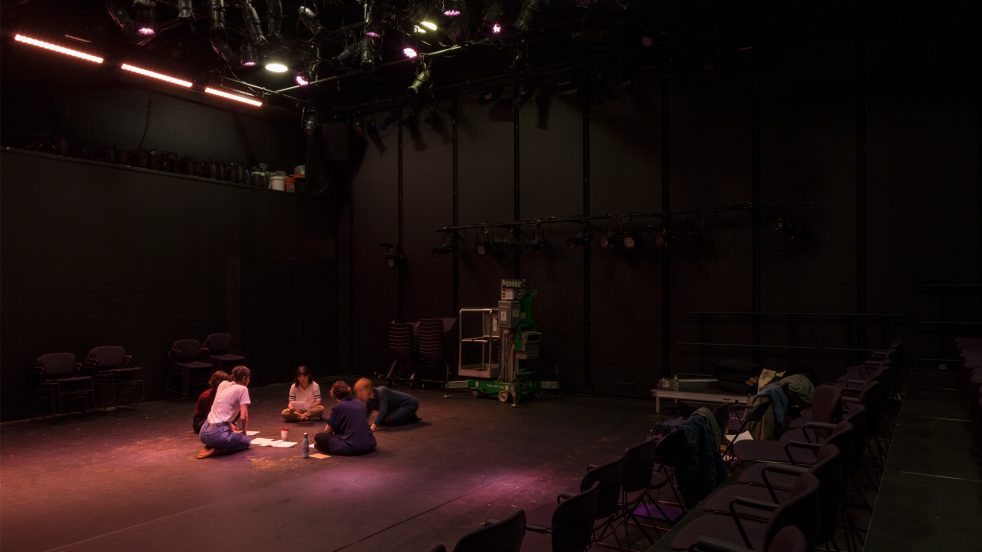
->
[[269, 171, 286, 191]]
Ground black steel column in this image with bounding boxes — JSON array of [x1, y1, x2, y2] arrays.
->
[[661, 76, 672, 378], [583, 87, 593, 391], [751, 47, 762, 365], [513, 79, 522, 278], [856, 37, 868, 349], [397, 110, 405, 322], [452, 97, 460, 314]]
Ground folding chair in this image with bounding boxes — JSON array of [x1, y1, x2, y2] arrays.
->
[[85, 345, 144, 408], [431, 509, 526, 552], [35, 352, 95, 415]]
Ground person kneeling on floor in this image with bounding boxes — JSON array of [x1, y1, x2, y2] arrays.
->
[[354, 378, 420, 431], [281, 365, 324, 422], [314, 380, 376, 456], [197, 365, 252, 459], [192, 370, 230, 434]]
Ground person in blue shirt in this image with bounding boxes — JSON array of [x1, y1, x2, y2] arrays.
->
[[354, 378, 420, 431], [314, 380, 376, 456]]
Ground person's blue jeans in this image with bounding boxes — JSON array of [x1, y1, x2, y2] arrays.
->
[[381, 399, 420, 426], [199, 421, 251, 454]]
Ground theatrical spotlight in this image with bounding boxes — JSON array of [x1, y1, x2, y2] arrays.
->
[[403, 45, 419, 60], [301, 107, 319, 135], [442, 0, 463, 17], [177, 0, 193, 19], [567, 227, 592, 248], [133, 0, 157, 37], [382, 244, 405, 269], [515, 0, 548, 33], [433, 234, 456, 255], [483, 0, 504, 35], [623, 232, 640, 250], [242, 0, 267, 45], [298, 5, 324, 38], [364, 0, 389, 38], [266, 0, 284, 41], [475, 229, 493, 256], [239, 43, 257, 67], [295, 71, 311, 86], [408, 63, 432, 94]]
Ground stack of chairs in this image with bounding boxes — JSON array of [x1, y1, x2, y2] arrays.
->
[[956, 337, 982, 434], [34, 344, 146, 416], [384, 318, 456, 389]]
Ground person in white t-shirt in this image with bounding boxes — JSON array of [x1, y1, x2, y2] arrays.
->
[[281, 365, 324, 422], [196, 365, 252, 459]]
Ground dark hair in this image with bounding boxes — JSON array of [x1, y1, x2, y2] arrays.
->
[[231, 365, 251, 384], [330, 380, 351, 400], [294, 365, 314, 387], [209, 370, 230, 391]]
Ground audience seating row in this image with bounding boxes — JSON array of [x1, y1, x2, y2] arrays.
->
[[430, 339, 904, 552]]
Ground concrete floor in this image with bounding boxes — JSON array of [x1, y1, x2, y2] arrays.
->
[[1, 385, 660, 552], [863, 367, 982, 552]]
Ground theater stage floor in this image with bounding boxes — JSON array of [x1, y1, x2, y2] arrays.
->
[[1, 386, 660, 552]]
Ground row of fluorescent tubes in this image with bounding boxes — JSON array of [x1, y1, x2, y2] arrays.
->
[[14, 33, 263, 108]]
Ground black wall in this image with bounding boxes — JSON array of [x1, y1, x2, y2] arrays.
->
[[0, 150, 338, 421], [338, 35, 980, 394]]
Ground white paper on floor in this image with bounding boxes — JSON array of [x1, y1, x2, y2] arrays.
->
[[271, 440, 298, 448], [250, 438, 276, 446], [246, 431, 260, 436]]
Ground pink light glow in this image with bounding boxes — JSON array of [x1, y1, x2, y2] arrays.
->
[[120, 63, 193, 88], [14, 33, 104, 64], [137, 27, 156, 36], [443, 9, 461, 16], [242, 60, 257, 67], [492, 23, 502, 35], [295, 74, 310, 86], [403, 47, 418, 59], [204, 87, 263, 108], [365, 30, 381, 38]]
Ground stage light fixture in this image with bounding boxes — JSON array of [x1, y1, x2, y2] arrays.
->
[[295, 73, 311, 86], [515, 0, 547, 33], [177, 0, 193, 19], [403, 46, 419, 60], [420, 20, 438, 32], [442, 0, 463, 17], [298, 5, 324, 37], [529, 229, 548, 252], [133, 0, 157, 37], [475, 229, 493, 256], [433, 234, 456, 255], [242, 0, 268, 45], [408, 63, 431, 94], [364, 0, 388, 38], [204, 86, 263, 107], [623, 233, 638, 250], [13, 34, 104, 64], [362, 37, 380, 67], [239, 43, 258, 67], [265, 61, 289, 73], [266, 0, 284, 41], [208, 0, 226, 33], [120, 63, 193, 88], [302, 107, 318, 135]]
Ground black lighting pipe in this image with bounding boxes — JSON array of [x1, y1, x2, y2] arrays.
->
[[513, 74, 522, 278], [397, 108, 406, 322], [855, 33, 868, 351], [751, 45, 762, 366], [433, 202, 814, 233], [582, 81, 592, 392], [451, 96, 460, 314], [660, 74, 671, 379]]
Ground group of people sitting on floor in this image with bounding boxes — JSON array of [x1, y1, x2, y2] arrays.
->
[[192, 365, 420, 459]]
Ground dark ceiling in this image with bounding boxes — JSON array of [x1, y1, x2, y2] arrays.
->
[[2, 1, 979, 118]]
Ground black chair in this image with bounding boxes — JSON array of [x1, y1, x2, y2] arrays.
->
[[524, 481, 600, 552], [560, 457, 626, 550], [167, 339, 213, 399], [36, 352, 95, 415], [417, 318, 449, 388], [689, 525, 807, 552], [385, 321, 416, 385], [431, 509, 526, 552], [201, 332, 246, 368], [668, 473, 820, 551], [85, 345, 144, 407]]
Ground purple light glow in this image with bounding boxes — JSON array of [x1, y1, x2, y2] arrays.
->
[[137, 27, 156, 36], [242, 60, 257, 67], [443, 9, 461, 17], [365, 30, 381, 38], [403, 47, 418, 59], [492, 23, 502, 35], [296, 74, 310, 86]]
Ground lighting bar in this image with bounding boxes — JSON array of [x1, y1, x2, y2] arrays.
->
[[204, 87, 263, 107], [120, 63, 193, 88], [14, 33, 103, 64]]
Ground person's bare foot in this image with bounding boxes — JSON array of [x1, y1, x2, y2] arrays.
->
[[195, 447, 216, 459]]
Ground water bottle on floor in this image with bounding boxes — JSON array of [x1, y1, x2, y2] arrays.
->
[[302, 433, 309, 458]]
